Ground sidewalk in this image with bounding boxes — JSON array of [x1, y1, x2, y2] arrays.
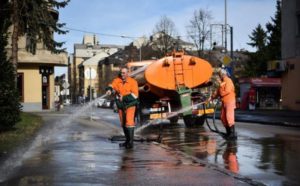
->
[[213, 109, 300, 127]]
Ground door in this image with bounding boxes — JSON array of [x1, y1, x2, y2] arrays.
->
[[42, 75, 49, 109]]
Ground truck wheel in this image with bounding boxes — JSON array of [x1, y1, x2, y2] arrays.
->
[[183, 115, 205, 127], [169, 116, 179, 124]]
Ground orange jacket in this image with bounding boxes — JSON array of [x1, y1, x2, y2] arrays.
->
[[218, 76, 235, 104], [110, 77, 139, 98]]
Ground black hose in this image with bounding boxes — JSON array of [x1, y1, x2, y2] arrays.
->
[[205, 100, 227, 137]]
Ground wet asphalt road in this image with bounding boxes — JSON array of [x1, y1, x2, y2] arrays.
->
[[0, 108, 249, 186], [149, 121, 300, 186], [90, 107, 300, 186], [0, 106, 300, 185]]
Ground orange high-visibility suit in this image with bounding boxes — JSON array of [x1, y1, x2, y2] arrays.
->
[[218, 76, 236, 127], [110, 77, 139, 127]]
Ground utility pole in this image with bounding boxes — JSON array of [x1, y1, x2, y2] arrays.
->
[[224, 0, 228, 53], [230, 26, 233, 59], [89, 67, 92, 102], [139, 47, 142, 61]]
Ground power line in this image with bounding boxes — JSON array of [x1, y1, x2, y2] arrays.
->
[[64, 26, 139, 39], [63, 26, 193, 40]]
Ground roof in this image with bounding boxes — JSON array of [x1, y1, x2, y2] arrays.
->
[[74, 44, 124, 50], [239, 78, 281, 87], [82, 48, 119, 66]]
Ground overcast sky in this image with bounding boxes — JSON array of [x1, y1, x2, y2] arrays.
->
[[55, 0, 277, 76]]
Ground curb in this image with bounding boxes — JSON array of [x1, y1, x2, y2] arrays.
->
[[207, 115, 300, 128]]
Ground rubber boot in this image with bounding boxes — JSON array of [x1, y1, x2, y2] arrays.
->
[[227, 125, 237, 140], [225, 126, 231, 137], [126, 127, 134, 149], [219, 126, 230, 139], [119, 126, 129, 147]]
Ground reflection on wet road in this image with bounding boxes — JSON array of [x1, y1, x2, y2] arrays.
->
[[140, 120, 300, 186]]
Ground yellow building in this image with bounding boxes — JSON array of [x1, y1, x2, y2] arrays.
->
[[6, 10, 68, 112], [281, 0, 300, 110]]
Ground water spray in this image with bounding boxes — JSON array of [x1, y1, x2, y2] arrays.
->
[[0, 94, 108, 182]]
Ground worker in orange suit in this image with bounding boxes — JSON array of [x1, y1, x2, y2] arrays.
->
[[106, 66, 139, 149], [210, 68, 237, 140]]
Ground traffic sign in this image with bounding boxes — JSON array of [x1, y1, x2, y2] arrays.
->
[[62, 81, 70, 89], [222, 55, 232, 66], [60, 89, 70, 96], [84, 68, 97, 80]]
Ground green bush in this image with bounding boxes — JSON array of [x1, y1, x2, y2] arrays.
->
[[0, 0, 22, 131]]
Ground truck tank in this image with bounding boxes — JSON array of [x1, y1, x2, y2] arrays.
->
[[141, 51, 213, 97]]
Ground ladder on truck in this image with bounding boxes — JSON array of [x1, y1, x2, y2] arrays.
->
[[173, 52, 185, 89], [172, 51, 192, 116]]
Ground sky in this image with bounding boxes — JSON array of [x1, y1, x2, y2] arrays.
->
[[55, 0, 277, 76]]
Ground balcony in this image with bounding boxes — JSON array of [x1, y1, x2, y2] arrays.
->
[[7, 48, 68, 66]]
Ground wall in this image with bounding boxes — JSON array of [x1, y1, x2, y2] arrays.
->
[[281, 0, 300, 110], [18, 65, 55, 111], [18, 65, 41, 111], [281, 58, 300, 110]]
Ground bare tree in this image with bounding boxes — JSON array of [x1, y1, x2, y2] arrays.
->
[[152, 15, 178, 57], [187, 9, 212, 57]]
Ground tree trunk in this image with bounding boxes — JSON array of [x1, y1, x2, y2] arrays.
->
[[11, 0, 19, 87]]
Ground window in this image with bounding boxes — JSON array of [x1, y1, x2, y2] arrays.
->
[[17, 73, 24, 102]]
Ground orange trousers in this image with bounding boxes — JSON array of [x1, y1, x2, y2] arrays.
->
[[118, 106, 136, 127], [221, 101, 236, 127]]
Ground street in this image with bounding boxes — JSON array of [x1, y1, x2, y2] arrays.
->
[[79, 107, 300, 185], [0, 106, 300, 185]]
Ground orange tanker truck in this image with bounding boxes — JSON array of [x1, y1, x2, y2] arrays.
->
[[127, 51, 214, 127]]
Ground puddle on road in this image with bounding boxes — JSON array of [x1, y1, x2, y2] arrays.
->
[[139, 123, 300, 186], [248, 134, 300, 185]]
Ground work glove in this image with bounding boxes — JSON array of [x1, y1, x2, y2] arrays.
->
[[105, 86, 113, 96], [106, 90, 111, 96]]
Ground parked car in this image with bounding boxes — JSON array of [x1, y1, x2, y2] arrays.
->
[[95, 98, 105, 107], [96, 98, 113, 108]]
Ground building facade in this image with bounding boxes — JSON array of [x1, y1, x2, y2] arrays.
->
[[281, 0, 300, 110], [69, 35, 124, 103], [6, 11, 67, 112]]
